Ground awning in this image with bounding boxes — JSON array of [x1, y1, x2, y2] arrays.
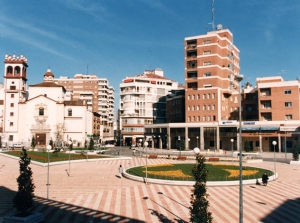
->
[[260, 127, 278, 131], [241, 127, 260, 131]]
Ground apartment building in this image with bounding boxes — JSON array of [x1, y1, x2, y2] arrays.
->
[[185, 24, 241, 123], [54, 74, 115, 143], [119, 68, 178, 147], [145, 26, 300, 153]]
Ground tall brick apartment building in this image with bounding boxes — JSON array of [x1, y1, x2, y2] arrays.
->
[[145, 26, 300, 153]]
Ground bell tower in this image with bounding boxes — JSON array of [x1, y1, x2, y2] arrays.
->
[[3, 53, 28, 141]]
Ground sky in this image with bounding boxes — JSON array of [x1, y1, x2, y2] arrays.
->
[[1, 0, 300, 107]]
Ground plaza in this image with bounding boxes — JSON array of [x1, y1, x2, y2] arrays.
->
[[0, 152, 300, 223]]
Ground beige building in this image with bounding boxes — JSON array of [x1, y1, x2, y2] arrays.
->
[[54, 74, 115, 143], [119, 68, 178, 147]]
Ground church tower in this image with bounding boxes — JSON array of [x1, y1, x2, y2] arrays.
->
[[3, 53, 28, 142]]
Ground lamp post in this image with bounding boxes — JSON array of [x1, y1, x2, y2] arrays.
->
[[144, 141, 149, 184], [68, 140, 72, 177], [272, 141, 277, 181], [46, 144, 51, 200], [236, 74, 244, 223], [231, 139, 234, 164], [196, 136, 199, 148], [139, 139, 142, 166], [178, 136, 181, 157], [188, 138, 190, 150], [193, 147, 200, 164]]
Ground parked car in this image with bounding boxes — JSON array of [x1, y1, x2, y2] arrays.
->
[[103, 144, 114, 148]]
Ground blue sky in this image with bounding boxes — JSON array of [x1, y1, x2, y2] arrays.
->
[[1, 0, 300, 101]]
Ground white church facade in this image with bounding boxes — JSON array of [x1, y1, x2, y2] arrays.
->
[[1, 54, 92, 148]]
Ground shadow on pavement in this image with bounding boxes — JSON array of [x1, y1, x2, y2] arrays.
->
[[0, 186, 145, 223], [260, 197, 300, 223]]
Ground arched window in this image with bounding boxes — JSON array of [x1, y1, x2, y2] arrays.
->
[[7, 66, 13, 74], [68, 108, 72, 116], [15, 66, 20, 74], [39, 107, 44, 116]]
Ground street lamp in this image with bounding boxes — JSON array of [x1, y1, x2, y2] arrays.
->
[[196, 136, 199, 148], [139, 139, 142, 165], [272, 141, 277, 181], [188, 138, 190, 150], [193, 147, 200, 164], [236, 73, 244, 223], [68, 140, 72, 177], [231, 139, 234, 164], [46, 144, 51, 200], [144, 141, 149, 184]]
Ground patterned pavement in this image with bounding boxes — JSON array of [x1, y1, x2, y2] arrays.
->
[[0, 154, 300, 223]]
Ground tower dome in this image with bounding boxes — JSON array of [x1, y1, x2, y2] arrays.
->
[[44, 68, 54, 82]]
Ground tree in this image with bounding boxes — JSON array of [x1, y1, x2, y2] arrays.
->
[[190, 154, 212, 223], [84, 139, 88, 149], [30, 136, 36, 149], [54, 123, 66, 145], [292, 140, 299, 161], [244, 139, 251, 152], [88, 137, 94, 151], [13, 148, 35, 216]]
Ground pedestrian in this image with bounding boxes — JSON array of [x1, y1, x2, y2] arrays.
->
[[262, 172, 269, 186], [119, 165, 123, 178]]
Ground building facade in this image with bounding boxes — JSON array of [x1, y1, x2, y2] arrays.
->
[[1, 54, 92, 147], [54, 74, 115, 143], [145, 27, 300, 153], [119, 68, 178, 147]]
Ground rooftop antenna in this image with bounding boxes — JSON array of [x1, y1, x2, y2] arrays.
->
[[211, 0, 215, 31]]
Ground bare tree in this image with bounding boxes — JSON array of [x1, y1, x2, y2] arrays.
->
[[53, 123, 66, 145]]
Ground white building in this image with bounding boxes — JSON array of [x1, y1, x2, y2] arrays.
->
[[1, 54, 92, 147], [119, 68, 179, 146]]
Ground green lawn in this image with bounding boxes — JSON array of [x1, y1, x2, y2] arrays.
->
[[127, 163, 272, 181], [4, 151, 110, 163]]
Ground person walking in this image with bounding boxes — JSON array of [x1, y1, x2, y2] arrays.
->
[[262, 172, 269, 186], [118, 165, 123, 178]]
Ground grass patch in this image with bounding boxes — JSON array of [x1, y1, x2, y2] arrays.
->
[[126, 163, 272, 181], [4, 151, 110, 163]]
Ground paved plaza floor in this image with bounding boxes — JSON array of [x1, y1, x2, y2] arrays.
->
[[0, 153, 300, 223]]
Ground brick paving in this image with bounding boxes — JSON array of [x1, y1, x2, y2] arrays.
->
[[0, 154, 300, 223]]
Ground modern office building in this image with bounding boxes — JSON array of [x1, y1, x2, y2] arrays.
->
[[119, 68, 178, 146], [54, 75, 115, 143]]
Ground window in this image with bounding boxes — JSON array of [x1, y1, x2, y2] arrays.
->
[[10, 122, 13, 126], [68, 108, 72, 116], [188, 95, 190, 100], [203, 116, 206, 121], [212, 104, 215, 110], [9, 135, 13, 141], [203, 94, 206, 99], [203, 50, 211, 55], [197, 105, 200, 110], [285, 114, 292, 120], [10, 112, 13, 116], [203, 61, 211, 66], [212, 93, 215, 99], [39, 107, 44, 116], [204, 72, 211, 77], [192, 94, 195, 100], [207, 94, 210, 99], [197, 94, 200, 99], [11, 94, 14, 98], [204, 84, 212, 88], [262, 102, 271, 109], [285, 102, 292, 107], [284, 90, 291, 94], [203, 40, 211, 44], [10, 103, 14, 107]]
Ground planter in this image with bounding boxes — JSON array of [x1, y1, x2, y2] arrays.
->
[[3, 212, 44, 223], [290, 160, 300, 165]]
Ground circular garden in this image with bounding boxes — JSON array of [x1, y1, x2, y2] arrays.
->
[[126, 163, 273, 181]]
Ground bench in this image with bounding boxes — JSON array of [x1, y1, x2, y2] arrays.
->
[[177, 156, 187, 161], [208, 157, 219, 162], [148, 154, 158, 159]]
